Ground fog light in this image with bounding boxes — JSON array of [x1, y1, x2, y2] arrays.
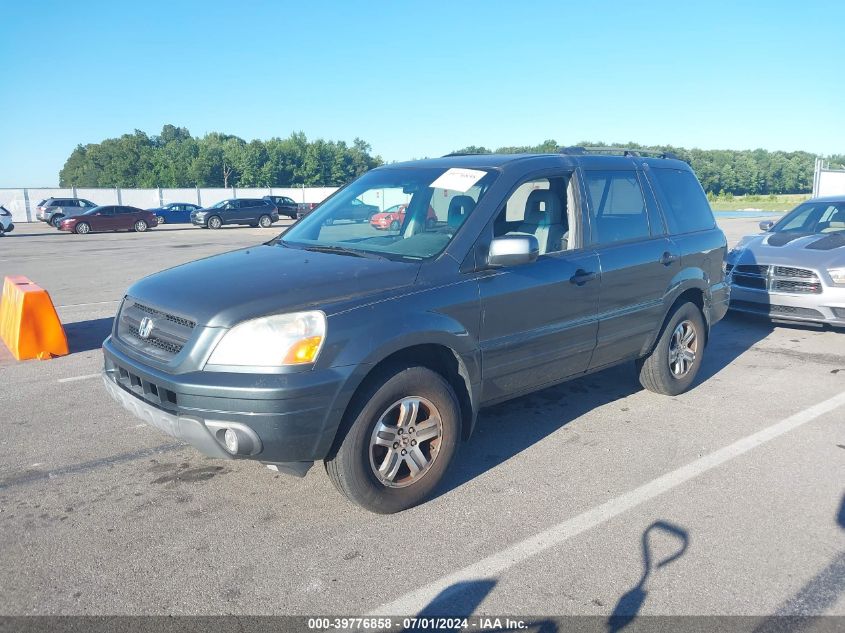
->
[[223, 428, 239, 454]]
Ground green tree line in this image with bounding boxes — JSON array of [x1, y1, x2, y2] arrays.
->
[[452, 140, 845, 196], [59, 125, 383, 188]]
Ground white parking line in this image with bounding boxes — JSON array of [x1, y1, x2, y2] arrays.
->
[[57, 373, 101, 384], [370, 390, 845, 615], [56, 300, 120, 308]]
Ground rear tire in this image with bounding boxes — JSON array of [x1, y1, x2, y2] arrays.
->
[[258, 214, 273, 228], [134, 220, 148, 232], [51, 215, 64, 228], [207, 215, 222, 230], [325, 365, 460, 514], [637, 302, 706, 396], [75, 222, 90, 235], [389, 220, 400, 231]]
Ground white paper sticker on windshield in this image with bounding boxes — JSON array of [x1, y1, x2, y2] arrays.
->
[[430, 168, 487, 193]]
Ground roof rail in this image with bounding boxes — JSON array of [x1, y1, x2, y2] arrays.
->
[[557, 146, 681, 160]]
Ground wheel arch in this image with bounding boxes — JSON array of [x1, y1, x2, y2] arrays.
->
[[641, 283, 708, 357], [326, 337, 480, 461]]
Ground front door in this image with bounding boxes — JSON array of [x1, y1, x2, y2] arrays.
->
[[477, 172, 600, 403]]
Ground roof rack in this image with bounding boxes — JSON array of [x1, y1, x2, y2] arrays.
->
[[557, 146, 681, 160]]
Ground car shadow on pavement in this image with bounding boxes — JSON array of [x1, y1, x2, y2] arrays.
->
[[64, 317, 113, 353], [412, 579, 558, 632], [605, 521, 690, 633], [436, 306, 827, 500]]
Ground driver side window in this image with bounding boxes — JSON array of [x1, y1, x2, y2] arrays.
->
[[492, 174, 577, 255]]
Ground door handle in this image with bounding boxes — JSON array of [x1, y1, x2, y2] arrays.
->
[[660, 252, 679, 266], [570, 269, 598, 285]]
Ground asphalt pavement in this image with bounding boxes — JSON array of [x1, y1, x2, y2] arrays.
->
[[0, 217, 843, 619]]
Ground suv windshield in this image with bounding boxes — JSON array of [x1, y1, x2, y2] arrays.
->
[[281, 167, 496, 260], [773, 200, 845, 234]]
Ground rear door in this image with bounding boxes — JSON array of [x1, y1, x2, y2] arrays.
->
[[583, 166, 679, 370], [477, 170, 600, 402]]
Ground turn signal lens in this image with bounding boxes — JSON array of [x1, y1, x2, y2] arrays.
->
[[283, 336, 323, 365]]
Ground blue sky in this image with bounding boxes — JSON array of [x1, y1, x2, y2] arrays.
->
[[2, 0, 843, 186]]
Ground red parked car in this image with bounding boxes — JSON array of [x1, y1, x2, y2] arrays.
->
[[369, 204, 437, 231], [58, 205, 158, 235]]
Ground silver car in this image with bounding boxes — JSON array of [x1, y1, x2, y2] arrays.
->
[[726, 195, 845, 327], [35, 197, 98, 227]]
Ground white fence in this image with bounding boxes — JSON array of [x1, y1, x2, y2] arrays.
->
[[0, 186, 340, 223]]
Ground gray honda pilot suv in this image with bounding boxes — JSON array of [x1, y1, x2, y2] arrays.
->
[[102, 149, 729, 513]]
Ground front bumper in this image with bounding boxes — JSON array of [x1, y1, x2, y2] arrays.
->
[[728, 285, 845, 327], [102, 336, 354, 464]]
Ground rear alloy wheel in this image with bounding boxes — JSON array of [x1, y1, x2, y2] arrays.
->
[[325, 365, 460, 514], [207, 215, 222, 230], [51, 216, 64, 228], [637, 301, 705, 396], [258, 214, 273, 228], [389, 220, 400, 231], [134, 220, 148, 232], [75, 222, 91, 235]]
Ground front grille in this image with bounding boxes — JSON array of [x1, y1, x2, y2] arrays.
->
[[730, 264, 822, 295], [116, 298, 196, 361], [731, 300, 824, 320], [772, 279, 822, 294], [773, 266, 815, 279], [735, 265, 770, 276]]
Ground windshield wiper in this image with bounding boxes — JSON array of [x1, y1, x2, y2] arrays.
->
[[301, 244, 386, 259]]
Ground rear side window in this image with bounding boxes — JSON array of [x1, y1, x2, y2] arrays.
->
[[650, 168, 715, 234], [584, 170, 650, 244]]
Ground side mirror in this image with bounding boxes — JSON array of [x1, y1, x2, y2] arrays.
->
[[759, 220, 775, 231], [487, 234, 539, 268]]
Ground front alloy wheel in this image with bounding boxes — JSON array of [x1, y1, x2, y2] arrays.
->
[[325, 365, 460, 513], [207, 216, 222, 229], [369, 397, 443, 488], [75, 222, 90, 235]]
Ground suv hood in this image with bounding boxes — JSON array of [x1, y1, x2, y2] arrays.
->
[[733, 232, 845, 268], [125, 244, 421, 328]]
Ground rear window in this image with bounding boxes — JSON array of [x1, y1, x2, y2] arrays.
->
[[651, 168, 715, 234]]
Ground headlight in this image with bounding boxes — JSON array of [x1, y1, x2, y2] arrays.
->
[[828, 268, 845, 286], [207, 311, 326, 368]]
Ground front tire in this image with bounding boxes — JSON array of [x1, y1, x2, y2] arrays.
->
[[156, 215, 165, 224], [637, 302, 706, 396], [75, 222, 91, 235], [258, 214, 273, 228], [207, 215, 222, 230], [325, 365, 460, 514]]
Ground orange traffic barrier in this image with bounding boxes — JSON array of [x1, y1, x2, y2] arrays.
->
[[0, 276, 68, 360]]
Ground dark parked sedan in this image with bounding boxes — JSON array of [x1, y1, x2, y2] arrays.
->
[[324, 197, 379, 224], [147, 203, 201, 224], [58, 206, 158, 234], [191, 198, 279, 229]]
